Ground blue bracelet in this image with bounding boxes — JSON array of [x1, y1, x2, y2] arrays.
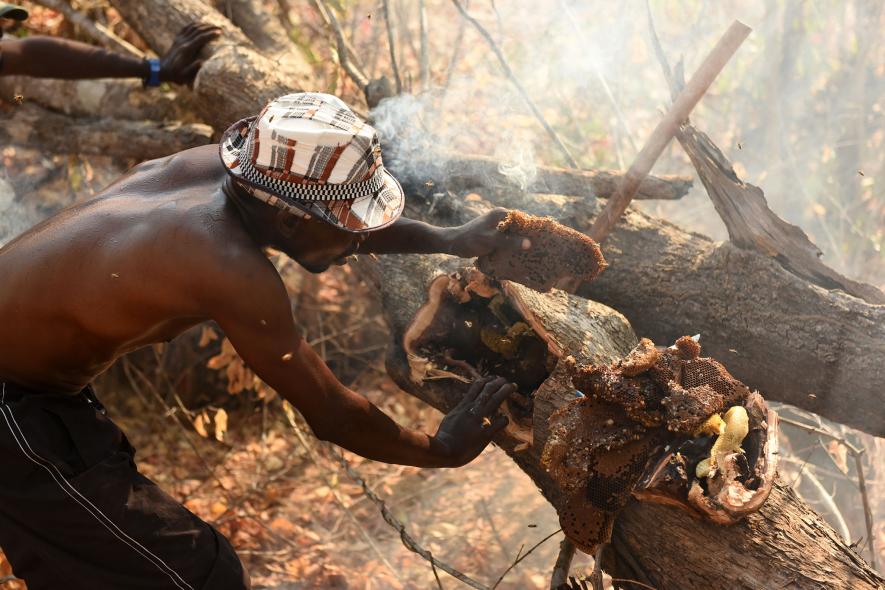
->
[[144, 58, 161, 87]]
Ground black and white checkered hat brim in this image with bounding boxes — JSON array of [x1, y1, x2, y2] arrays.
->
[[219, 116, 405, 233]]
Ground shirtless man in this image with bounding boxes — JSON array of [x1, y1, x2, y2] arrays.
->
[[0, 3, 219, 85], [0, 92, 524, 589]]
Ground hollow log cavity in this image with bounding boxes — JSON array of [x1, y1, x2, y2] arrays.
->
[[401, 268, 777, 555]]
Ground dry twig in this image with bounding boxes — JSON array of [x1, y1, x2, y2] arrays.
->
[[316, 433, 490, 590], [450, 0, 579, 168], [586, 19, 751, 246], [418, 0, 430, 90], [33, 0, 145, 57], [779, 416, 878, 569], [381, 0, 403, 94], [491, 529, 562, 589], [314, 0, 369, 91], [280, 401, 405, 584]]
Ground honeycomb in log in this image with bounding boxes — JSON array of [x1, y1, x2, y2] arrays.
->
[[475, 211, 607, 292], [543, 336, 755, 553]]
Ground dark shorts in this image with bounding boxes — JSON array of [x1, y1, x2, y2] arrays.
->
[[0, 381, 247, 590]]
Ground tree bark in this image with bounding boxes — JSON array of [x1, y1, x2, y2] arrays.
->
[[363, 252, 883, 590], [0, 77, 200, 122], [1, 103, 213, 160]]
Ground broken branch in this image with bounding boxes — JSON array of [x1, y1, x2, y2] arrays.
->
[[588, 20, 751, 244]]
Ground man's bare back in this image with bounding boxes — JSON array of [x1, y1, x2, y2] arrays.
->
[[0, 145, 244, 392]]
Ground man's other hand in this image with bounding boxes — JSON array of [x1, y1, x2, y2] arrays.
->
[[433, 376, 515, 466], [447, 208, 531, 259], [160, 22, 221, 86]]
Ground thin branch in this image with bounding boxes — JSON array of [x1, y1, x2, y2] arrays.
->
[[779, 416, 877, 569], [381, 0, 403, 94], [319, 436, 490, 590], [430, 556, 445, 590], [450, 0, 579, 168], [550, 537, 576, 589], [558, 0, 638, 155], [308, 0, 367, 78], [33, 0, 144, 57], [437, 11, 466, 104], [798, 464, 851, 543], [418, 0, 430, 89], [314, 0, 369, 91], [280, 401, 405, 584], [491, 529, 562, 589], [585, 19, 751, 245]]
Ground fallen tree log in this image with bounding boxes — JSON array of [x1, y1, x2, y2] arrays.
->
[[0, 77, 200, 122], [363, 252, 882, 589], [386, 153, 693, 201], [0, 102, 213, 160], [110, 0, 313, 131], [397, 189, 885, 438]]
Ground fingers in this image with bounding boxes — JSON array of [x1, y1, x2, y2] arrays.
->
[[488, 414, 509, 435], [481, 381, 517, 416], [181, 60, 204, 85], [458, 374, 493, 407], [475, 376, 508, 409], [187, 28, 222, 52]]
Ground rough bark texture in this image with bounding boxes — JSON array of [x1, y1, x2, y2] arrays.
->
[[0, 77, 200, 122], [676, 123, 885, 304], [611, 482, 883, 589], [363, 252, 883, 590], [1, 103, 212, 159], [400, 189, 885, 437]]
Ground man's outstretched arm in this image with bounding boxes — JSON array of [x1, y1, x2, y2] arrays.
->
[[0, 22, 219, 83], [359, 208, 531, 258], [204, 248, 513, 468]]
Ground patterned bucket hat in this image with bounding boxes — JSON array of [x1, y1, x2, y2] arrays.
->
[[220, 93, 404, 233]]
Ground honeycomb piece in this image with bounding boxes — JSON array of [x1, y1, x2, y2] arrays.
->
[[558, 493, 614, 554], [543, 397, 646, 495], [475, 211, 607, 292], [546, 336, 756, 554], [674, 335, 701, 360], [661, 384, 722, 434], [572, 365, 665, 428], [620, 337, 660, 376]]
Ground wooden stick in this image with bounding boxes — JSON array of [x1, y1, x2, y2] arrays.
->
[[588, 20, 751, 244], [549, 537, 576, 589]]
